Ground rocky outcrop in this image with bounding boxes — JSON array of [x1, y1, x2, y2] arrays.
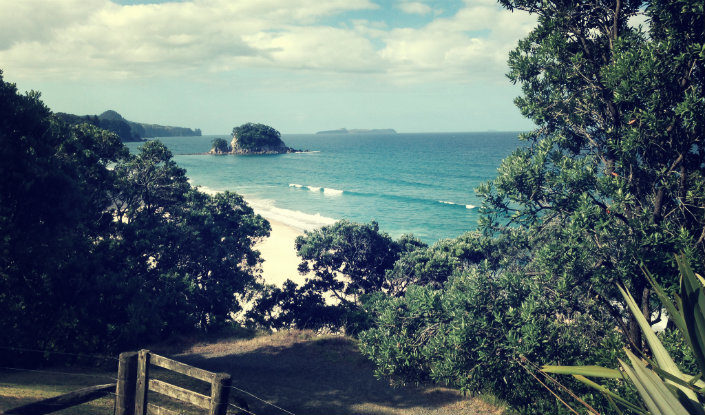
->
[[230, 135, 298, 155]]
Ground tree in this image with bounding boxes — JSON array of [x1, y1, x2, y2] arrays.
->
[[0, 71, 127, 354], [386, 231, 510, 295], [231, 123, 284, 149], [210, 137, 230, 153], [0, 71, 272, 355], [295, 221, 420, 306], [109, 141, 270, 335], [357, 1, 703, 412], [481, 0, 704, 350], [246, 280, 345, 331]]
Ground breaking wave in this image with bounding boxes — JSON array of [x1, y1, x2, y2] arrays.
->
[[247, 198, 337, 232], [289, 183, 344, 196], [439, 200, 477, 209]]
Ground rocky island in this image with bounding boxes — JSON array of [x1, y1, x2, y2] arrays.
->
[[210, 123, 299, 155]]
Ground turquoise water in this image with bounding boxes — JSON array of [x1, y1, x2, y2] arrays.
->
[[125, 132, 521, 243]]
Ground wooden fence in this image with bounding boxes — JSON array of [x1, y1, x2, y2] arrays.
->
[[2, 349, 235, 415]]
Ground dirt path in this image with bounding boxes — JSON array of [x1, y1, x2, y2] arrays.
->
[[171, 330, 504, 415]]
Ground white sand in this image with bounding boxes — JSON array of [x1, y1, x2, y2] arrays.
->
[[255, 218, 309, 287]]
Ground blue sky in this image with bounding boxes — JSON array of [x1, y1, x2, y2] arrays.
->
[[0, 0, 536, 134]]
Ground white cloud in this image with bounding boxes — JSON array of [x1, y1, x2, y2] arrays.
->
[[397, 2, 432, 15], [0, 0, 535, 84]]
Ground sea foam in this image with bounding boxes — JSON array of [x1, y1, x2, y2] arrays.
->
[[247, 198, 337, 231], [290, 183, 344, 196], [196, 185, 336, 230], [439, 200, 476, 209]]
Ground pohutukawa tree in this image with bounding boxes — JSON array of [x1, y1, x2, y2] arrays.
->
[[480, 0, 704, 348]]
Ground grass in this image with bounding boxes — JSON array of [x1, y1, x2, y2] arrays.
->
[[0, 366, 117, 415], [0, 330, 508, 415]]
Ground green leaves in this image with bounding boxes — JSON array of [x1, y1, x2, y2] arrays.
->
[[544, 256, 705, 414], [678, 256, 705, 379], [619, 350, 691, 415], [542, 365, 622, 379]]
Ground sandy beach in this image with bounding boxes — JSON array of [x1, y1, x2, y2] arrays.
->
[[255, 218, 309, 287]]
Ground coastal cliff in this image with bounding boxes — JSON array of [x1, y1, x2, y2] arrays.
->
[[56, 110, 201, 142]]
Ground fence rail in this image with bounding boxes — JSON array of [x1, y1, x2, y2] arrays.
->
[[1, 349, 239, 415], [1, 383, 115, 415]]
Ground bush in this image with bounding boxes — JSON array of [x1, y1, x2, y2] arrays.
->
[[359, 267, 626, 414]]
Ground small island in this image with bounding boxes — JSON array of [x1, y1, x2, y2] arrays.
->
[[210, 123, 300, 155], [316, 128, 397, 135]]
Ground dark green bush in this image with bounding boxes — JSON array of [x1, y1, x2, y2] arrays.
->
[[359, 268, 627, 414]]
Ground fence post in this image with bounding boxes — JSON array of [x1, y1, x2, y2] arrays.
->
[[209, 372, 231, 415], [135, 349, 150, 415], [116, 351, 138, 415]]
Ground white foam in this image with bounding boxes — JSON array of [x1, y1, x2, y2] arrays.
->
[[289, 183, 304, 188], [439, 200, 476, 210], [247, 198, 337, 232], [323, 187, 343, 196], [190, 185, 335, 231], [307, 186, 322, 192]]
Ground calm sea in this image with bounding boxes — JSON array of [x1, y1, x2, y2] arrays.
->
[[125, 132, 521, 243]]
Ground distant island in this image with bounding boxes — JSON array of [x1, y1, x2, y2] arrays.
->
[[56, 110, 201, 142], [210, 123, 300, 155], [316, 128, 397, 135]]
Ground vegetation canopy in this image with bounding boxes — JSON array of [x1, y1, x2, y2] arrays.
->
[[0, 70, 270, 358], [231, 123, 284, 150]]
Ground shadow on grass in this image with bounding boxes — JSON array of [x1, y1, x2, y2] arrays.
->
[[173, 334, 488, 415]]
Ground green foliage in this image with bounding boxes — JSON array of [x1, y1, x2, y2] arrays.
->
[[482, 0, 705, 350], [359, 264, 626, 414], [248, 221, 425, 333], [0, 71, 269, 356], [105, 142, 271, 340], [231, 123, 284, 149], [295, 221, 421, 306], [210, 137, 230, 153], [55, 112, 141, 141], [246, 280, 347, 331], [544, 257, 705, 414], [386, 231, 525, 295]]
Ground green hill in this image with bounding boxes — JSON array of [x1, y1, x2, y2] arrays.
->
[[56, 110, 201, 142]]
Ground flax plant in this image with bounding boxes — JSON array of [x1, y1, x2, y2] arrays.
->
[[543, 256, 705, 414]]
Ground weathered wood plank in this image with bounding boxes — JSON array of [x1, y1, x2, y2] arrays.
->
[[150, 353, 216, 383], [1, 383, 115, 415], [135, 349, 151, 415], [148, 379, 211, 410], [116, 351, 138, 415], [146, 403, 182, 415], [209, 373, 231, 415]]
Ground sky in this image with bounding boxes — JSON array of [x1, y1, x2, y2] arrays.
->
[[0, 0, 537, 134]]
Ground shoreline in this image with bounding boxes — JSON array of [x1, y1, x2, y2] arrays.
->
[[254, 216, 309, 287], [196, 185, 313, 287]]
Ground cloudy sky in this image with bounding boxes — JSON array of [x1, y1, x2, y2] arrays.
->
[[0, 0, 537, 134]]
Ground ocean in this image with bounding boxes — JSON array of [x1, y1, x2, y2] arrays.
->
[[125, 132, 521, 244]]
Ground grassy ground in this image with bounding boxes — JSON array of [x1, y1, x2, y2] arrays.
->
[[0, 330, 507, 415], [0, 366, 117, 415]]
